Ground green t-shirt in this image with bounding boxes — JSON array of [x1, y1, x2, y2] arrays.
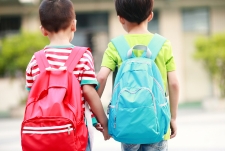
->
[[101, 33, 176, 90], [101, 33, 176, 140]]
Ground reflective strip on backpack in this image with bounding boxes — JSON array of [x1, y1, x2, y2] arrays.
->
[[22, 124, 73, 134], [22, 128, 74, 134], [23, 124, 72, 130]]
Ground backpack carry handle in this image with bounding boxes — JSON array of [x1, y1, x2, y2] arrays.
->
[[127, 45, 152, 59]]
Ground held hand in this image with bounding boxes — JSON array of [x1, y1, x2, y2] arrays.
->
[[102, 126, 111, 140], [94, 123, 111, 140], [170, 119, 177, 139], [94, 123, 104, 132]]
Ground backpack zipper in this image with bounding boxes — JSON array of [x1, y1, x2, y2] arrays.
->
[[116, 88, 155, 110], [22, 124, 73, 135], [114, 117, 116, 128], [68, 125, 71, 135], [153, 77, 165, 96]]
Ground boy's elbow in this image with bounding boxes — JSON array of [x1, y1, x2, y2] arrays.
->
[[167, 71, 179, 91], [96, 67, 111, 84], [97, 74, 107, 84], [169, 80, 179, 92]]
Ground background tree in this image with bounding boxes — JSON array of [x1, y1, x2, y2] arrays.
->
[[0, 32, 48, 77], [0, 32, 48, 105], [194, 33, 225, 98]]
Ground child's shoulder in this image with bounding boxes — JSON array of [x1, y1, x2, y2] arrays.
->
[[161, 39, 172, 52]]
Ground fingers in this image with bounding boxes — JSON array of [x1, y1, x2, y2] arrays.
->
[[170, 130, 177, 139], [95, 123, 104, 132], [95, 123, 101, 127], [103, 134, 111, 140], [170, 119, 177, 139], [95, 123, 111, 140]]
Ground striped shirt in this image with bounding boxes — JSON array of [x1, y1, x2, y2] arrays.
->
[[25, 45, 98, 124]]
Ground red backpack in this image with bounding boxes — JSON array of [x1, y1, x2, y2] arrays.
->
[[21, 47, 88, 151]]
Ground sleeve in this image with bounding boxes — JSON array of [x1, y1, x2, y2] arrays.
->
[[101, 42, 119, 71], [164, 40, 176, 72], [91, 110, 98, 126], [25, 55, 37, 91], [80, 50, 99, 88]]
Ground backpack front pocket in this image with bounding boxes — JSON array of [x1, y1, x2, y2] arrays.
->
[[21, 117, 76, 151], [112, 87, 160, 144]]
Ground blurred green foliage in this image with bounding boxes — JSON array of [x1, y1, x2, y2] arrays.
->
[[0, 32, 48, 77], [194, 33, 225, 98]]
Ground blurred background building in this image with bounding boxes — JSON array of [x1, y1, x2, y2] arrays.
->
[[0, 0, 225, 114]]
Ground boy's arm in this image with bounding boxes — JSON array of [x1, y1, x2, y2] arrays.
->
[[97, 67, 111, 97], [82, 84, 110, 140], [167, 71, 179, 139]]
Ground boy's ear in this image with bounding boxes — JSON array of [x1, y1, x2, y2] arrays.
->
[[71, 20, 76, 32], [40, 26, 48, 36], [147, 12, 154, 22], [118, 16, 125, 25]]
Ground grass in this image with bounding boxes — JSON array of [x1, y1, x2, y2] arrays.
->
[[0, 111, 10, 118], [178, 101, 202, 109]]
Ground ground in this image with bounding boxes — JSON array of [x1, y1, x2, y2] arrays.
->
[[0, 109, 225, 151]]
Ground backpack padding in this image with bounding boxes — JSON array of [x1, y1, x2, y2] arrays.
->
[[65, 47, 89, 72], [148, 34, 167, 61], [111, 34, 167, 84], [34, 47, 89, 73], [111, 36, 130, 85], [111, 34, 167, 62], [111, 35, 130, 61]]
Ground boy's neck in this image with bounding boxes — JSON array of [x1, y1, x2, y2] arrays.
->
[[126, 21, 150, 34], [48, 30, 72, 46]]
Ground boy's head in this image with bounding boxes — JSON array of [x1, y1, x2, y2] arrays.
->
[[115, 0, 154, 24], [39, 0, 75, 33]]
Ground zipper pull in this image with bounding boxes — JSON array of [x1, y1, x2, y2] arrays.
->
[[114, 117, 116, 128], [68, 126, 71, 135], [107, 105, 110, 114]]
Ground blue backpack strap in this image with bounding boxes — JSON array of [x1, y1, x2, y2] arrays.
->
[[148, 34, 167, 60], [111, 36, 130, 85], [111, 35, 130, 61]]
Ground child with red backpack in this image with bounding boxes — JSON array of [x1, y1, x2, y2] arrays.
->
[[22, 0, 110, 151]]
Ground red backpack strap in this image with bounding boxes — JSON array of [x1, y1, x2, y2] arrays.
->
[[34, 50, 50, 72], [66, 46, 90, 72], [34, 50, 49, 72]]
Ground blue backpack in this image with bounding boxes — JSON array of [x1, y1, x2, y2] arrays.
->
[[108, 34, 171, 144]]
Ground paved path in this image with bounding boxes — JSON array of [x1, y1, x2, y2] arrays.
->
[[0, 109, 225, 151]]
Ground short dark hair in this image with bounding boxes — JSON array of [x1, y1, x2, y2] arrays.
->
[[115, 0, 154, 24], [39, 0, 75, 32]]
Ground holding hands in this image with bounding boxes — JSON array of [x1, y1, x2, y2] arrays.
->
[[94, 123, 111, 140]]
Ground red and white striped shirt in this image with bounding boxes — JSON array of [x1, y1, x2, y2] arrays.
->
[[25, 45, 98, 123]]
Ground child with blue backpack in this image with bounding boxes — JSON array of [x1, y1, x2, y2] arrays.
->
[[96, 0, 179, 150]]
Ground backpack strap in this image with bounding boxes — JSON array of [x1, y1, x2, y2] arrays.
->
[[148, 34, 167, 61], [111, 36, 130, 85], [35, 47, 89, 73], [34, 50, 50, 72], [65, 46, 89, 72], [111, 35, 130, 61]]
